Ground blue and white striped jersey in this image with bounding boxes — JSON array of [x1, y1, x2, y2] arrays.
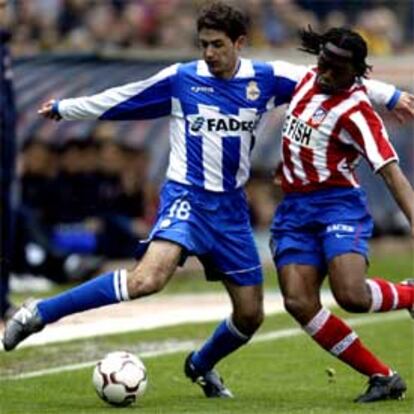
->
[[57, 59, 396, 192]]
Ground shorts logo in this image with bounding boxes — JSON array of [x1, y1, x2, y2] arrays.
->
[[326, 224, 355, 233], [246, 81, 260, 101]]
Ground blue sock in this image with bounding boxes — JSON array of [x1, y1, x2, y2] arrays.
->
[[192, 318, 250, 372], [37, 270, 129, 324]]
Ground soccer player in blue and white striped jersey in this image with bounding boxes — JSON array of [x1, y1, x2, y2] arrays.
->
[[4, 1, 411, 399]]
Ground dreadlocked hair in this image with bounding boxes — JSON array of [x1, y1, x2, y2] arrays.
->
[[298, 26, 372, 78]]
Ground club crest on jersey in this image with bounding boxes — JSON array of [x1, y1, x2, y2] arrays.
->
[[309, 107, 328, 127], [246, 81, 260, 101]]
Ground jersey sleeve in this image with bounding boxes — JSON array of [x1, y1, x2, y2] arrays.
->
[[267, 61, 309, 106], [342, 101, 399, 173], [57, 63, 179, 121], [362, 79, 400, 110]]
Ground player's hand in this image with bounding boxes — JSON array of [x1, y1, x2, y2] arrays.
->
[[38, 99, 62, 121], [392, 91, 414, 124]]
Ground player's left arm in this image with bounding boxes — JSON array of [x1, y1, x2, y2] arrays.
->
[[268, 61, 309, 105], [379, 161, 414, 237], [363, 79, 414, 123]]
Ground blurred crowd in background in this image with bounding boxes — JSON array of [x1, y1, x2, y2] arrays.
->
[[12, 125, 160, 283], [6, 0, 414, 56]]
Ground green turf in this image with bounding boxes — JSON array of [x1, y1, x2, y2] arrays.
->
[[1, 250, 413, 413], [0, 312, 296, 377], [0, 317, 412, 414], [368, 253, 413, 282]]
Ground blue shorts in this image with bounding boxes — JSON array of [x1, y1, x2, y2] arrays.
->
[[270, 187, 373, 272], [137, 180, 262, 286]]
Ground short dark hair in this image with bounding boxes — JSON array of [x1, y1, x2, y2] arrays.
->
[[299, 26, 372, 77], [197, 1, 249, 42]]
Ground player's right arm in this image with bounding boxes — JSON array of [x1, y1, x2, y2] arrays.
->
[[342, 101, 413, 235], [379, 161, 414, 237], [38, 64, 179, 121]]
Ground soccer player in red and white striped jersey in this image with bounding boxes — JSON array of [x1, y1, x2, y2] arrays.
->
[[270, 27, 414, 403], [280, 55, 397, 193]]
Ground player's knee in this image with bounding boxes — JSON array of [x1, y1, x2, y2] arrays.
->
[[334, 288, 370, 313], [234, 306, 264, 335], [249, 306, 264, 330], [283, 295, 317, 321]]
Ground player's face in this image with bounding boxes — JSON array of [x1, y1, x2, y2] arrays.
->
[[316, 51, 357, 94], [198, 28, 245, 79]]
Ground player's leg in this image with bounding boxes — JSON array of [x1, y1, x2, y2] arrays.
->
[[278, 263, 324, 325], [3, 180, 200, 351], [329, 253, 414, 314], [366, 274, 413, 316], [224, 279, 264, 336], [320, 195, 408, 402], [278, 258, 406, 403], [184, 189, 263, 397], [188, 280, 263, 371], [38, 239, 182, 323], [270, 197, 327, 326], [272, 188, 407, 402], [322, 198, 410, 402], [321, 186, 414, 317], [2, 240, 182, 351], [185, 281, 263, 398], [401, 279, 414, 318], [326, 253, 407, 402]]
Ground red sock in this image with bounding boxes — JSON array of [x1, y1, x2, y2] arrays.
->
[[304, 308, 391, 377], [366, 278, 413, 312]]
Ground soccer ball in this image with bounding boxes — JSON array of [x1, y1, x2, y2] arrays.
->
[[93, 351, 148, 407]]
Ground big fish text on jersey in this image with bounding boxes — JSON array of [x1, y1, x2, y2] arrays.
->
[[282, 114, 313, 148]]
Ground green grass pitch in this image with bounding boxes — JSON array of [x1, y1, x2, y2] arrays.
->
[[0, 315, 413, 414], [0, 251, 413, 413]]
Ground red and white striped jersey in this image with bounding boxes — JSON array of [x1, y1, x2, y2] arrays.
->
[[280, 67, 398, 193]]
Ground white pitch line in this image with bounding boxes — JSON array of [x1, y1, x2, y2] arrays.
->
[[3, 311, 407, 381], [5, 341, 198, 381], [1, 291, 336, 349]]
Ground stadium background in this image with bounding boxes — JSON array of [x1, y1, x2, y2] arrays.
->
[[5, 0, 414, 285]]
